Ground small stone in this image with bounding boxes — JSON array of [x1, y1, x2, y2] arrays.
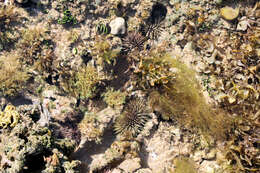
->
[[109, 17, 126, 35], [220, 6, 239, 21], [207, 56, 215, 64], [95, 0, 101, 5], [256, 49, 260, 56], [215, 0, 222, 5], [237, 20, 249, 31], [118, 158, 141, 172], [16, 0, 28, 3], [111, 169, 122, 173], [135, 168, 153, 173], [228, 96, 236, 104], [204, 149, 216, 160]]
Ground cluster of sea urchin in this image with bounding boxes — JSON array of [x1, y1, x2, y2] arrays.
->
[[114, 98, 150, 136]]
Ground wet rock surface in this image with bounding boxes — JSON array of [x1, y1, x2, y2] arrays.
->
[[0, 0, 259, 172]]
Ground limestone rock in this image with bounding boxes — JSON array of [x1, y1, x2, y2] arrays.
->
[[118, 158, 141, 172], [109, 17, 126, 35]]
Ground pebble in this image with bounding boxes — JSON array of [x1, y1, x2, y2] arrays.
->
[[109, 17, 126, 35], [16, 0, 28, 3], [237, 20, 249, 31], [118, 158, 141, 172]]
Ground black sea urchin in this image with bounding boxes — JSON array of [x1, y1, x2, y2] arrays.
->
[[114, 98, 150, 136], [122, 31, 147, 53], [140, 3, 167, 40]]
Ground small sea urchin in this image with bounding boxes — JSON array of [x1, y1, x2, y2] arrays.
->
[[122, 31, 147, 53], [114, 98, 150, 136]]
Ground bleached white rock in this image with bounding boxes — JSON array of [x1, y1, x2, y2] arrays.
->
[[109, 17, 126, 35]]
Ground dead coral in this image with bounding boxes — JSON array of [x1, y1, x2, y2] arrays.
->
[[51, 110, 82, 145], [78, 112, 103, 143], [0, 107, 80, 172], [91, 140, 140, 172]]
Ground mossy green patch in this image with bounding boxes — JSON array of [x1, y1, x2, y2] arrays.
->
[[148, 55, 232, 140], [173, 156, 197, 173]]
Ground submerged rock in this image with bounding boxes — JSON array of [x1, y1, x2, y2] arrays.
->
[[0, 105, 80, 172], [16, 0, 28, 3], [109, 17, 126, 35]]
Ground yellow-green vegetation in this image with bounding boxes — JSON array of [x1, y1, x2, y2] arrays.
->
[[134, 51, 176, 89], [147, 55, 232, 140], [224, 116, 260, 172], [91, 36, 120, 66], [66, 29, 79, 44], [171, 156, 197, 173], [17, 27, 56, 78], [102, 88, 126, 107], [0, 54, 29, 97], [33, 49, 56, 76], [78, 112, 102, 143], [0, 6, 19, 50], [0, 104, 19, 129], [18, 27, 52, 67], [0, 6, 17, 29], [61, 65, 102, 100]]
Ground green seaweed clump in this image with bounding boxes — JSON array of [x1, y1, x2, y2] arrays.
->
[[58, 9, 77, 26], [170, 156, 197, 173], [102, 88, 126, 108], [148, 55, 232, 140], [0, 54, 29, 97], [0, 6, 19, 51], [91, 36, 120, 66], [134, 50, 176, 89], [61, 65, 103, 100], [0, 104, 19, 129], [18, 26, 56, 76]]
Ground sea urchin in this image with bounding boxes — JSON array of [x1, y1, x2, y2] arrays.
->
[[122, 31, 147, 53], [114, 98, 150, 136]]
